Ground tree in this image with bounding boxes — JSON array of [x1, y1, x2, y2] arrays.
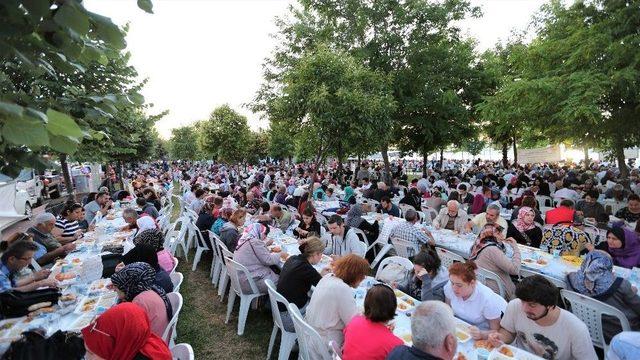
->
[[197, 105, 252, 164], [0, 0, 152, 176], [169, 125, 200, 160], [246, 129, 269, 164], [267, 119, 296, 163]]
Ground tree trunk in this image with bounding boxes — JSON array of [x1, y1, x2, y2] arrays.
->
[[502, 143, 509, 168], [613, 136, 629, 180], [512, 135, 518, 166], [336, 143, 343, 183], [60, 154, 73, 197], [439, 148, 444, 170], [422, 150, 428, 179], [583, 147, 590, 169], [380, 143, 392, 185]]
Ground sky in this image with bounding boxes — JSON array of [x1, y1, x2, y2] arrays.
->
[[84, 0, 545, 139]]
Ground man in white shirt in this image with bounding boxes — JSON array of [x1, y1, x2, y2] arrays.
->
[[552, 180, 579, 202], [323, 215, 366, 257], [485, 275, 597, 360], [263, 167, 275, 191]]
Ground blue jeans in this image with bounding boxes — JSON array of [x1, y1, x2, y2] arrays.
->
[[607, 332, 640, 360]]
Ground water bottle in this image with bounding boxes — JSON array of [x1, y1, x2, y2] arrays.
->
[[540, 243, 549, 254]]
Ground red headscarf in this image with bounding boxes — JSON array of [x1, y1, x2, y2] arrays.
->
[[82, 303, 172, 360]]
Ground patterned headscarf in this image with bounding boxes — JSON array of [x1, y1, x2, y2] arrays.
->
[[134, 228, 164, 251], [111, 262, 172, 320], [343, 186, 355, 203], [346, 204, 364, 228], [236, 223, 267, 250], [567, 250, 616, 298], [515, 206, 536, 232], [470, 224, 505, 259]]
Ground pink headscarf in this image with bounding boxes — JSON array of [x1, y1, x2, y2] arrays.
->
[[515, 206, 536, 232]]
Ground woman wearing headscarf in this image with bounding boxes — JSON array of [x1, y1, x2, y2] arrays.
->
[[82, 302, 171, 360], [507, 206, 543, 248], [345, 203, 379, 246], [233, 223, 288, 293], [110, 262, 173, 337], [342, 183, 357, 205], [399, 187, 421, 211], [121, 243, 173, 293], [134, 229, 175, 273], [567, 251, 640, 340], [585, 226, 640, 269], [469, 224, 521, 300]]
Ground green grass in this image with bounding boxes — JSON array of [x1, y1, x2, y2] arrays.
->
[[170, 184, 276, 359]]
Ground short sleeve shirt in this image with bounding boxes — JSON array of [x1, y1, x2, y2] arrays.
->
[[444, 281, 507, 330], [0, 262, 15, 292]]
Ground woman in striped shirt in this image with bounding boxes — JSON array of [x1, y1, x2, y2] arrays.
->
[[54, 202, 83, 243]]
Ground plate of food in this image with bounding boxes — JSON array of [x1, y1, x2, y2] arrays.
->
[[394, 289, 408, 298], [521, 257, 549, 269], [74, 296, 100, 314], [89, 279, 111, 292], [401, 296, 418, 307], [488, 345, 544, 360], [474, 339, 497, 352], [455, 325, 472, 343], [561, 255, 583, 267], [396, 299, 414, 313]]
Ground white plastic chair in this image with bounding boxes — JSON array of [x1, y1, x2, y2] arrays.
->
[[217, 238, 234, 301], [208, 230, 223, 286], [398, 204, 415, 218], [423, 207, 438, 221], [536, 195, 553, 208], [329, 340, 342, 360], [390, 236, 420, 258], [265, 279, 298, 360], [189, 220, 210, 271], [560, 289, 631, 354], [162, 292, 184, 347], [170, 256, 179, 275], [171, 343, 194, 360], [519, 268, 566, 289], [288, 303, 332, 360], [375, 256, 414, 280], [476, 268, 507, 299], [224, 257, 266, 335], [435, 247, 466, 269], [170, 271, 184, 293], [168, 218, 189, 261]]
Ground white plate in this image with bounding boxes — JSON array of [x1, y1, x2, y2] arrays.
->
[[521, 258, 550, 269], [488, 345, 544, 360]]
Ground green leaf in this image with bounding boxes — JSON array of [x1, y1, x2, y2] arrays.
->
[[23, 0, 50, 20], [137, 0, 154, 14], [49, 135, 79, 153], [2, 116, 49, 147], [128, 92, 145, 105], [45, 109, 84, 138], [0, 101, 24, 119], [90, 13, 126, 50], [53, 3, 90, 37]]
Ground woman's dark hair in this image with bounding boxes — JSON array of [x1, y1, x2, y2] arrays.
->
[[122, 243, 159, 269], [448, 191, 460, 202], [1, 240, 38, 263], [364, 284, 397, 322], [515, 275, 559, 307], [413, 248, 441, 275], [61, 202, 82, 217], [259, 201, 270, 213], [584, 189, 599, 199], [302, 207, 315, 218]]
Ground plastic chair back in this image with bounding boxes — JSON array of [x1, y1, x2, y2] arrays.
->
[[225, 257, 261, 296], [288, 303, 332, 360], [162, 292, 184, 345], [375, 256, 414, 280], [171, 343, 194, 360], [476, 268, 507, 299], [435, 247, 465, 269], [170, 271, 184, 293], [265, 279, 294, 333], [390, 236, 419, 258]]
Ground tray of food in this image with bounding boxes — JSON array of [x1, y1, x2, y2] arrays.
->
[[488, 344, 544, 360], [474, 339, 497, 352], [88, 279, 111, 293], [561, 255, 583, 267], [455, 324, 472, 343], [521, 257, 550, 269], [396, 298, 414, 313]]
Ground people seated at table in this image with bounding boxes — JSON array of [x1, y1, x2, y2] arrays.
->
[[575, 189, 609, 227], [325, 214, 367, 258], [136, 198, 159, 219], [121, 243, 173, 293], [458, 184, 474, 206], [465, 204, 508, 237], [470, 186, 492, 215], [343, 182, 357, 205], [188, 188, 207, 214], [372, 182, 392, 203], [566, 250, 640, 340], [233, 223, 287, 293], [378, 196, 400, 217], [313, 182, 327, 200], [485, 275, 597, 360], [0, 240, 57, 292], [81, 302, 172, 360], [305, 254, 370, 348], [274, 185, 288, 205], [342, 284, 403, 360], [134, 229, 175, 273], [545, 199, 577, 225], [425, 187, 447, 212], [434, 200, 468, 233], [211, 207, 232, 236], [470, 224, 521, 299], [506, 206, 543, 248], [444, 261, 507, 332], [325, 187, 339, 201], [195, 196, 216, 246], [585, 225, 640, 269], [84, 191, 112, 224], [122, 208, 158, 236], [293, 207, 321, 239], [390, 209, 434, 248], [110, 262, 172, 337], [615, 194, 640, 223], [398, 248, 449, 302], [553, 180, 580, 203], [211, 196, 224, 219], [277, 237, 330, 331], [345, 203, 379, 246], [29, 212, 68, 251], [386, 301, 458, 360], [509, 194, 543, 224], [142, 187, 162, 211], [269, 204, 293, 231], [541, 222, 591, 256], [399, 187, 421, 211], [54, 202, 84, 244], [219, 208, 246, 252]]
